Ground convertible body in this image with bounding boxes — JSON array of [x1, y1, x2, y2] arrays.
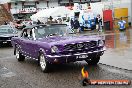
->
[[11, 24, 106, 72]]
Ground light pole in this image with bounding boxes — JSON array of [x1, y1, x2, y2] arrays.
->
[[69, 0, 71, 6], [46, 0, 49, 8], [131, 0, 132, 24]]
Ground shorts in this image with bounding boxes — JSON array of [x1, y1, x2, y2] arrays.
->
[[119, 28, 126, 31]]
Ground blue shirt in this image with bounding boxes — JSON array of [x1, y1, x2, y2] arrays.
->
[[118, 20, 126, 29]]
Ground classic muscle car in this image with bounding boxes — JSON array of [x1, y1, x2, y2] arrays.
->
[[0, 25, 18, 46], [11, 24, 105, 72]]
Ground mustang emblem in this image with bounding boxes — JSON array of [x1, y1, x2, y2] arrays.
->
[[77, 43, 84, 49]]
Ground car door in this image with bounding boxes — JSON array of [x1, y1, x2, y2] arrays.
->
[[19, 29, 29, 56], [24, 28, 37, 58]]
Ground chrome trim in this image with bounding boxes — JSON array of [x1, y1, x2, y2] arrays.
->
[[5, 40, 11, 41], [32, 28, 36, 40], [62, 46, 102, 52], [88, 52, 93, 54], [68, 50, 74, 51], [7, 40, 11, 41], [64, 55, 71, 57], [64, 41, 98, 51], [71, 43, 75, 44], [103, 46, 106, 51], [33, 58, 35, 59], [46, 55, 62, 58], [78, 49, 82, 50], [93, 51, 98, 53], [0, 40, 11, 42], [35, 59, 38, 60], [46, 49, 105, 58]]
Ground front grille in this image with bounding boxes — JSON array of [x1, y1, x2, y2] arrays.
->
[[64, 41, 97, 51], [0, 37, 11, 41]]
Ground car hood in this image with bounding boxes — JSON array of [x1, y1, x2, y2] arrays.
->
[[38, 35, 102, 46], [0, 33, 18, 37]]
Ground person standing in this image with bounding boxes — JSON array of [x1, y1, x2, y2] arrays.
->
[[4, 21, 8, 25], [70, 18, 74, 29], [73, 18, 80, 33], [118, 17, 126, 31], [96, 14, 102, 32], [37, 20, 41, 24], [29, 21, 32, 25]]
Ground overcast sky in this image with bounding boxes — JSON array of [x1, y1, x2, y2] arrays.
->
[[0, 0, 10, 4]]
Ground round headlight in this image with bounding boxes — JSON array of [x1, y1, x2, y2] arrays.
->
[[51, 46, 59, 53], [98, 40, 104, 46]]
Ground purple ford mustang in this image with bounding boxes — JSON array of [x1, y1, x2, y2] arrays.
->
[[11, 24, 106, 72]]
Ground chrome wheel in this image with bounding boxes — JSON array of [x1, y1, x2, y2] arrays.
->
[[16, 48, 20, 59], [15, 46, 25, 61], [40, 54, 46, 71]]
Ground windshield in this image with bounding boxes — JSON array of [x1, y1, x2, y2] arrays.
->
[[0, 28, 16, 34], [34, 25, 74, 38]]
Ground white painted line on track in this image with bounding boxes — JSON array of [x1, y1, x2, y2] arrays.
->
[[1, 72, 16, 77], [0, 56, 15, 59]]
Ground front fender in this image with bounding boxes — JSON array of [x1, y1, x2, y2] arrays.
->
[[35, 42, 51, 58]]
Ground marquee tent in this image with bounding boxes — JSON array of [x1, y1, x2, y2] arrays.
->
[[30, 7, 71, 22]]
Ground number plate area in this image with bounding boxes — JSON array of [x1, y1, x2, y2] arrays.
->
[[76, 55, 88, 59]]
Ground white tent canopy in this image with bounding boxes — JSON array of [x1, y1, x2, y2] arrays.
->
[[30, 6, 71, 22]]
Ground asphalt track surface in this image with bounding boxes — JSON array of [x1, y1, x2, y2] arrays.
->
[[0, 29, 132, 88]]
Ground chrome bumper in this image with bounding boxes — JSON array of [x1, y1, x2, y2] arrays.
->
[[46, 47, 106, 58], [0, 40, 11, 41]]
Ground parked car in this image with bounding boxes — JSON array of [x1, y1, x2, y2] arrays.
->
[[22, 21, 36, 26], [0, 25, 18, 46], [11, 24, 106, 72]]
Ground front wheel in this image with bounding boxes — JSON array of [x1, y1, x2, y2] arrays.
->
[[39, 53, 50, 73], [15, 46, 25, 61], [85, 56, 100, 65]]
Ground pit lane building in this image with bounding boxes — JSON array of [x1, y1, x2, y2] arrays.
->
[[3, 0, 101, 20], [2, 0, 132, 24]]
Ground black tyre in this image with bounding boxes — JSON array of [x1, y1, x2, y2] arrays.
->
[[39, 53, 50, 73], [15, 46, 25, 61], [85, 56, 100, 65], [9, 43, 13, 47], [81, 78, 91, 86]]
